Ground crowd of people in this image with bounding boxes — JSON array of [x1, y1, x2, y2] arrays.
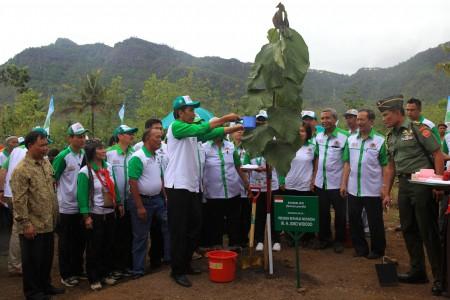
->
[[0, 94, 449, 299]]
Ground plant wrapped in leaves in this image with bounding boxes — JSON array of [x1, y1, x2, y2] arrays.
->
[[242, 8, 309, 176]]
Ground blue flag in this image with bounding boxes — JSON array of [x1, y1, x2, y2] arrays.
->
[[43, 96, 54, 134], [118, 103, 125, 124]]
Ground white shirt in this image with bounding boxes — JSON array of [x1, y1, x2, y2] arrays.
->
[[106, 145, 134, 202], [315, 128, 349, 190], [202, 141, 241, 199], [128, 147, 162, 197], [78, 163, 115, 215], [345, 130, 387, 197], [164, 124, 202, 193], [4, 146, 28, 197], [285, 141, 315, 191], [54, 147, 84, 214], [135, 141, 169, 173]]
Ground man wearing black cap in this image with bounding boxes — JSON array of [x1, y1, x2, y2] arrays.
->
[[378, 95, 444, 296]]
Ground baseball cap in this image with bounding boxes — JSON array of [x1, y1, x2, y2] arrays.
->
[[344, 109, 358, 117], [256, 110, 268, 119], [67, 122, 89, 136], [172, 95, 200, 110], [113, 125, 138, 137], [301, 110, 316, 120], [32, 127, 53, 144]]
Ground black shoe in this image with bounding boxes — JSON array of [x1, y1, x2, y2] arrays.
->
[[333, 243, 344, 254], [397, 272, 429, 284], [171, 274, 192, 287], [432, 280, 443, 296], [312, 240, 332, 250], [186, 267, 202, 275], [366, 252, 383, 260], [45, 286, 65, 295]]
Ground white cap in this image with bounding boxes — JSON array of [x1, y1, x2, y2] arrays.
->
[[301, 110, 316, 119], [344, 109, 358, 117], [256, 110, 268, 119]]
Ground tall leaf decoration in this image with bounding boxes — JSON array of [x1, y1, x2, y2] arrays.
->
[[242, 4, 310, 176]]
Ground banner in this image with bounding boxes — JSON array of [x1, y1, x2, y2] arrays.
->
[[445, 96, 450, 126], [118, 103, 125, 124], [43, 96, 54, 134]]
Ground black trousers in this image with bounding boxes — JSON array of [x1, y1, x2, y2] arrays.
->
[[20, 232, 54, 300], [255, 191, 280, 244], [316, 188, 346, 243], [442, 213, 449, 292], [348, 194, 386, 256], [167, 188, 201, 276], [240, 197, 251, 246], [113, 208, 133, 271], [85, 213, 115, 283], [57, 213, 85, 279], [206, 196, 242, 247]]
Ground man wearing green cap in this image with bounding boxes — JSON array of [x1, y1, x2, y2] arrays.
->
[[52, 122, 88, 287], [107, 124, 137, 278], [378, 95, 444, 296], [165, 95, 242, 287]]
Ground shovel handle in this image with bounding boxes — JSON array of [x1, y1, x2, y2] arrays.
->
[[249, 185, 261, 203]]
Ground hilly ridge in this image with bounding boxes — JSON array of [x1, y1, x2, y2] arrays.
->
[[1, 37, 449, 107]]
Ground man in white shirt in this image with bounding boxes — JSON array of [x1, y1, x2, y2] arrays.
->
[[341, 109, 387, 259], [164, 95, 242, 287], [312, 108, 349, 253]]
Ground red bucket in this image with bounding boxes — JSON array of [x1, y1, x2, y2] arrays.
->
[[206, 250, 238, 283]]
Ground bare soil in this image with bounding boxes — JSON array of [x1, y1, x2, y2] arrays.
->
[[0, 208, 438, 300]]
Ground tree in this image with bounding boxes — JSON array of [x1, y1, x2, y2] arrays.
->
[[436, 44, 450, 77], [0, 64, 30, 93], [0, 90, 46, 137], [341, 87, 365, 109], [63, 70, 106, 136], [241, 5, 310, 176]]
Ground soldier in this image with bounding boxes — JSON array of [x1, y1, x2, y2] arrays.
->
[[378, 95, 444, 296]]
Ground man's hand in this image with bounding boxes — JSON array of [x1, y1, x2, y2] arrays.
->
[[222, 113, 240, 123], [310, 180, 315, 192], [137, 206, 147, 222], [339, 184, 347, 198], [382, 194, 392, 210], [23, 223, 36, 239], [118, 205, 125, 218], [84, 216, 93, 230]]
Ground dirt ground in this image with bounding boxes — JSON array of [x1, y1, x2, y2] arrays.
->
[[0, 207, 440, 300]]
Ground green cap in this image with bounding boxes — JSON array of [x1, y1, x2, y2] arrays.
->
[[113, 124, 138, 137], [67, 122, 89, 136], [172, 95, 200, 110], [32, 127, 53, 144], [376, 95, 404, 112]]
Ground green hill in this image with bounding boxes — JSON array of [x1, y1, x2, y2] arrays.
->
[[1, 37, 449, 107]]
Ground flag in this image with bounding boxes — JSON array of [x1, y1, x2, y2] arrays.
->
[[118, 103, 125, 124], [445, 95, 450, 126], [43, 96, 54, 134]]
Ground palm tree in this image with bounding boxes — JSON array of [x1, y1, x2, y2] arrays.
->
[[63, 70, 106, 136]]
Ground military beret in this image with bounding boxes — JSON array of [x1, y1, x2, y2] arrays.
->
[[376, 95, 404, 112]]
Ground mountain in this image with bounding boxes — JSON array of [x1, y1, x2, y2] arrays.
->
[[1, 37, 449, 107]]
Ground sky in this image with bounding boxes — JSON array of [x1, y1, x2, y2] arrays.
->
[[1, 0, 449, 75]]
